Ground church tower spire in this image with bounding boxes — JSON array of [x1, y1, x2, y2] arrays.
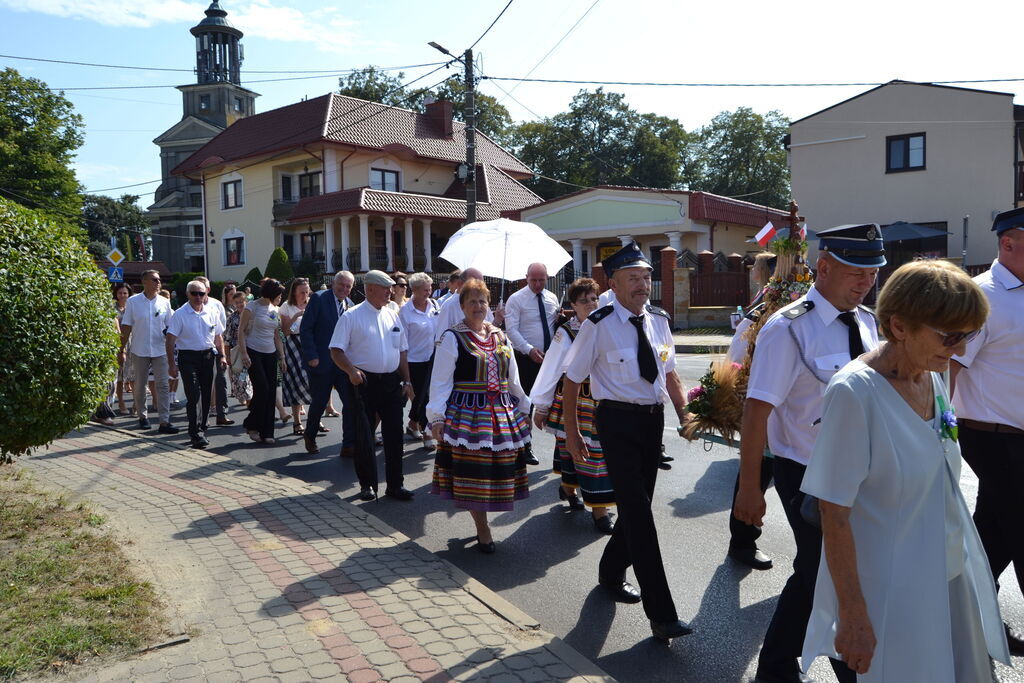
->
[[191, 1, 244, 85]]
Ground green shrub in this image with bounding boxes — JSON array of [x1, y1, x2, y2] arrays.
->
[[0, 198, 119, 462], [168, 272, 202, 303], [293, 255, 318, 279], [264, 247, 294, 282], [242, 266, 262, 286]]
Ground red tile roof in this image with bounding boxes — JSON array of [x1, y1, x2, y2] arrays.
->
[[286, 164, 541, 224], [172, 93, 533, 178]]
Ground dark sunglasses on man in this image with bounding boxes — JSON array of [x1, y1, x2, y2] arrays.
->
[[188, 290, 206, 297]]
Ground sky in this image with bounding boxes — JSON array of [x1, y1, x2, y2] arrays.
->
[[1, 0, 1020, 207]]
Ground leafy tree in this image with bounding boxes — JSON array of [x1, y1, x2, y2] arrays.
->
[[0, 198, 118, 462], [242, 267, 263, 287], [507, 89, 693, 200], [80, 194, 149, 251], [682, 107, 791, 209], [264, 247, 294, 282], [0, 68, 84, 222], [338, 67, 512, 141]]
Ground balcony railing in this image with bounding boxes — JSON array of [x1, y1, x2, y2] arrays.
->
[[273, 200, 297, 222]]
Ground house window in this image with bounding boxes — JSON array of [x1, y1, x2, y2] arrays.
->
[[370, 168, 399, 192], [233, 97, 242, 112], [886, 133, 926, 173], [300, 232, 322, 259], [189, 192, 202, 208], [298, 171, 321, 198], [221, 179, 242, 209], [281, 175, 293, 202], [200, 94, 211, 111], [224, 236, 245, 265]]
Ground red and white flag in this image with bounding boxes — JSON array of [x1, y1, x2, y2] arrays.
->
[[798, 222, 807, 240], [755, 221, 776, 247]]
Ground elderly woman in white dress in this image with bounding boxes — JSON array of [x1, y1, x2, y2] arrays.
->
[[801, 260, 1009, 682]]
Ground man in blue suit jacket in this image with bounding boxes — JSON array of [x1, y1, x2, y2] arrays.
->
[[300, 271, 356, 455]]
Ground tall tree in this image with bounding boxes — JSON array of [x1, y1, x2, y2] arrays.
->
[[338, 67, 512, 141], [0, 68, 84, 221], [682, 107, 791, 209], [80, 194, 149, 250], [507, 89, 692, 199]]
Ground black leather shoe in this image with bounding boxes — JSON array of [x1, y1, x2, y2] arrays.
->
[[158, 423, 180, 435], [475, 536, 496, 554], [384, 487, 414, 501], [593, 514, 614, 534], [650, 619, 693, 641], [598, 577, 641, 603], [658, 460, 672, 471], [139, 417, 151, 430], [190, 437, 209, 449], [729, 546, 773, 570], [525, 453, 540, 465], [304, 436, 320, 455], [358, 487, 377, 502], [753, 670, 814, 683], [1006, 622, 1024, 656], [558, 487, 585, 510]]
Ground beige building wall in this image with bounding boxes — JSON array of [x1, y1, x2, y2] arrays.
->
[[790, 83, 1016, 266]]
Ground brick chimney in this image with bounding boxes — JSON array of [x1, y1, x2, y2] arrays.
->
[[425, 100, 454, 138]]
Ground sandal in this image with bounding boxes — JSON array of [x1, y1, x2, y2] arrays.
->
[[324, 409, 341, 417], [318, 423, 330, 433], [292, 423, 305, 436]]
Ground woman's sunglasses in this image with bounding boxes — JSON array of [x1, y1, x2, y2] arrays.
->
[[924, 325, 980, 347]]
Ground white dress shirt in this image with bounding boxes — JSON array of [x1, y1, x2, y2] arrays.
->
[[121, 292, 173, 358], [426, 326, 531, 424], [952, 259, 1024, 430], [598, 289, 615, 307], [746, 285, 880, 466], [530, 317, 582, 411], [329, 301, 408, 373], [206, 297, 227, 326], [504, 285, 560, 354], [434, 288, 493, 341], [399, 298, 440, 363], [564, 298, 676, 406], [167, 304, 225, 351]]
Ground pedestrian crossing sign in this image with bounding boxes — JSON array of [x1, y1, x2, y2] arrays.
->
[[106, 247, 126, 266], [108, 267, 124, 283]]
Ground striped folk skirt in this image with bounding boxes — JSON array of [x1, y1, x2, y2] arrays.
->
[[281, 335, 311, 407], [546, 377, 615, 508]]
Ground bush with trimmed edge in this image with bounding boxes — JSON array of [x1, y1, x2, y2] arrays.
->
[[0, 198, 119, 463], [264, 247, 294, 282], [242, 266, 262, 286]]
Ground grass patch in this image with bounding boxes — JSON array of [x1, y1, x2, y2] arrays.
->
[[0, 467, 164, 680]]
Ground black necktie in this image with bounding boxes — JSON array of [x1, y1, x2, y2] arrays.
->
[[537, 292, 551, 351], [629, 315, 659, 384], [837, 311, 865, 358]]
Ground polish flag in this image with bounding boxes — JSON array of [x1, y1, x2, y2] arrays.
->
[[755, 221, 776, 247], [798, 222, 807, 240]]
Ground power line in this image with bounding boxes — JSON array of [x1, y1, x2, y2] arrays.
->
[[0, 53, 445, 76], [86, 179, 163, 193], [467, 0, 515, 51], [484, 75, 1024, 87], [51, 68, 435, 91], [497, 0, 601, 104]]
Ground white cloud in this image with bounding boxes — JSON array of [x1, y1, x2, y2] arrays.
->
[[0, 0, 356, 50]]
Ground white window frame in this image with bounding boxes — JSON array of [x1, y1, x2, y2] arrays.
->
[[220, 172, 243, 211], [222, 227, 246, 267]]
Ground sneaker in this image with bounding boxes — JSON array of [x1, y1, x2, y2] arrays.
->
[[139, 417, 151, 430], [158, 423, 180, 435]]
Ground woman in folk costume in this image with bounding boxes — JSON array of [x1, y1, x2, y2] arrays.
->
[[428, 279, 532, 554], [530, 277, 615, 534]]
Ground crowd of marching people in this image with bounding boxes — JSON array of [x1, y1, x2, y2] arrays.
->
[[94, 207, 1024, 681]]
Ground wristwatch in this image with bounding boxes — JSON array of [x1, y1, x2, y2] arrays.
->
[[400, 380, 410, 387]]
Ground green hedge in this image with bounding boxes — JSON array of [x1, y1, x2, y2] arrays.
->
[[264, 247, 294, 282], [0, 198, 119, 462]]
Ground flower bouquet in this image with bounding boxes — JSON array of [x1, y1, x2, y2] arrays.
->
[[680, 360, 746, 445]]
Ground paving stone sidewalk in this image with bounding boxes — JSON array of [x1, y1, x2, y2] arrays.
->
[[19, 425, 612, 683]]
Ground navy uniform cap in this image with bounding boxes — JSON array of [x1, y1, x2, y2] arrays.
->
[[992, 207, 1024, 235], [601, 241, 652, 277], [817, 223, 887, 268]]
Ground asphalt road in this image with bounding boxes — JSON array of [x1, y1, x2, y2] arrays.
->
[[115, 354, 1023, 682]]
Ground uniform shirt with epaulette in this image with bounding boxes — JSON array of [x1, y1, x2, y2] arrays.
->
[[564, 296, 676, 405], [746, 285, 879, 466]]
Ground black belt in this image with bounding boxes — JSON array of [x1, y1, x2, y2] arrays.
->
[[177, 348, 214, 355], [960, 418, 1024, 436], [362, 370, 399, 379], [598, 399, 663, 414]]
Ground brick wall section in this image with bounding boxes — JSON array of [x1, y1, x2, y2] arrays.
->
[[591, 263, 608, 294], [673, 267, 691, 328]]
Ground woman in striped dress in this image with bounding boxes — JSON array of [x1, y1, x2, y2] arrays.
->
[[530, 278, 615, 534], [280, 278, 319, 436], [428, 279, 532, 554]]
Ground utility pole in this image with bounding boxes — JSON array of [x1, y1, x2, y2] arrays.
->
[[464, 48, 477, 224]]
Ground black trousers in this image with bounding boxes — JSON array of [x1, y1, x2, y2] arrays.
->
[[213, 349, 228, 418], [759, 456, 854, 682], [408, 359, 432, 429], [729, 455, 774, 550], [595, 401, 677, 623], [960, 425, 1024, 594], [355, 371, 405, 491], [243, 349, 278, 439], [178, 349, 214, 439], [306, 365, 354, 449]]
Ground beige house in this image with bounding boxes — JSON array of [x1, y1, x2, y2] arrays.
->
[[172, 94, 540, 282], [789, 80, 1024, 268]]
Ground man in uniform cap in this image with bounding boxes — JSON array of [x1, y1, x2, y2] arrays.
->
[[330, 270, 416, 502], [734, 224, 885, 683], [951, 207, 1024, 655], [561, 241, 694, 643]]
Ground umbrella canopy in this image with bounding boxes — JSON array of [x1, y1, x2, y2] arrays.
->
[[882, 221, 949, 242], [439, 218, 572, 281]]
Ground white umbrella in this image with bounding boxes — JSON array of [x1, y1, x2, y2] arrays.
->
[[438, 218, 572, 284]]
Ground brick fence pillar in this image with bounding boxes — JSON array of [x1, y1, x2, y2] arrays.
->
[[592, 263, 608, 294], [660, 246, 677, 326]]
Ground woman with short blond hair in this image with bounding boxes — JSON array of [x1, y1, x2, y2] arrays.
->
[[801, 260, 1008, 681]]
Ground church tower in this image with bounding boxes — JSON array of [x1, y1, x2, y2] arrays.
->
[[147, 1, 259, 273]]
